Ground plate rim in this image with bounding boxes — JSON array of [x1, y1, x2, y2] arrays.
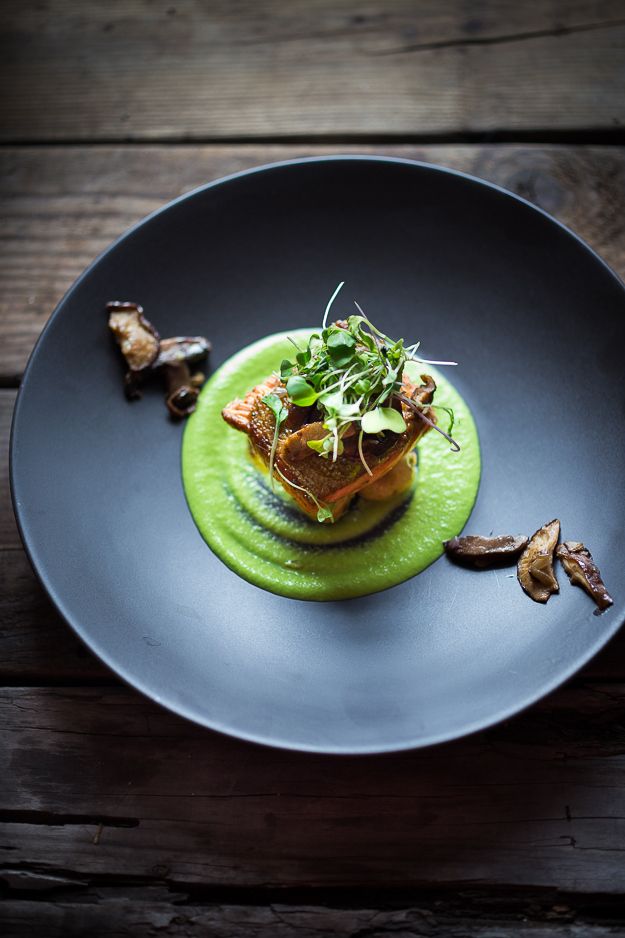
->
[[10, 154, 625, 754]]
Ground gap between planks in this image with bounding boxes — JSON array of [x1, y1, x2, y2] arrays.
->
[[3, 130, 625, 147], [0, 684, 624, 892], [2, 887, 625, 936]]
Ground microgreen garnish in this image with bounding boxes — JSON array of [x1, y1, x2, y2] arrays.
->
[[276, 284, 460, 474], [396, 393, 460, 452], [322, 281, 345, 330], [274, 464, 334, 523], [315, 505, 335, 523], [258, 285, 460, 518], [285, 375, 319, 407], [361, 406, 407, 435], [434, 404, 455, 437], [358, 429, 373, 476], [261, 391, 288, 489]]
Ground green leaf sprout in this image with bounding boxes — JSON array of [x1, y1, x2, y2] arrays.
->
[[261, 391, 288, 488], [285, 375, 319, 406], [260, 284, 461, 517], [361, 406, 407, 435], [273, 464, 334, 524], [434, 404, 455, 437], [279, 283, 461, 473]]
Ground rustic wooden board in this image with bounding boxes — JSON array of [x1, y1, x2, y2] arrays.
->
[[2, 889, 623, 937], [1, 143, 625, 381], [1, 685, 625, 893], [2, 142, 625, 925], [0, 389, 17, 547], [1, 1, 625, 142], [2, 3, 625, 928]]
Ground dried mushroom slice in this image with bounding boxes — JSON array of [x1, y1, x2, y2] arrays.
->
[[517, 519, 560, 603], [153, 336, 211, 369], [444, 534, 529, 568], [108, 301, 160, 371], [108, 301, 161, 399], [557, 541, 614, 611], [528, 552, 559, 590], [107, 302, 210, 416], [154, 337, 211, 419], [165, 362, 201, 419]]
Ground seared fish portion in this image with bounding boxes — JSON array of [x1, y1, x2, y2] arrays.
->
[[223, 372, 436, 521]]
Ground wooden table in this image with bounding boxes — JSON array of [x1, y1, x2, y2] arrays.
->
[[2, 3, 625, 934]]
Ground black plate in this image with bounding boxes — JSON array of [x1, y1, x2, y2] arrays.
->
[[11, 157, 625, 753]]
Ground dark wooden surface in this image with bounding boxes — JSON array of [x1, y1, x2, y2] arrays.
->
[[2, 3, 625, 936], [2, 1, 625, 141]]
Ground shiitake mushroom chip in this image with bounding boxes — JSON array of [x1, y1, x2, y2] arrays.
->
[[107, 301, 210, 417], [444, 534, 528, 568], [557, 541, 613, 611]]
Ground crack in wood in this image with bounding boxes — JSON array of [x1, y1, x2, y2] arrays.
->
[[0, 810, 139, 828], [2, 130, 625, 149], [1, 883, 625, 938], [3, 878, 625, 909], [375, 17, 625, 56]]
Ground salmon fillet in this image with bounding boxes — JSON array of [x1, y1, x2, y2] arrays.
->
[[223, 372, 436, 521]]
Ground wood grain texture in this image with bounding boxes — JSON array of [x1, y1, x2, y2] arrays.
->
[[2, 889, 625, 937], [2, 3, 625, 925], [1, 143, 625, 380], [1, 1, 624, 141], [0, 389, 17, 547], [1, 685, 625, 892]]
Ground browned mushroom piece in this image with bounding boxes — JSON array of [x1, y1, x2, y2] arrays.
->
[[444, 534, 529, 568], [153, 336, 210, 419], [411, 374, 437, 407], [164, 363, 201, 419], [107, 303, 211, 416], [517, 519, 560, 603], [152, 336, 211, 369], [556, 541, 614, 611], [107, 301, 161, 399]]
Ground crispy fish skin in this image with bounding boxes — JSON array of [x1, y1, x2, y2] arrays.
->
[[223, 374, 351, 520], [222, 374, 282, 432], [222, 372, 436, 520], [556, 541, 613, 610]]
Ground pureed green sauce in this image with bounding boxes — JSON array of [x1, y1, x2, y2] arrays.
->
[[182, 330, 481, 600]]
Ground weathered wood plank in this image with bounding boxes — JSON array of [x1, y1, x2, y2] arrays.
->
[[1, 389, 623, 682], [1, 1, 624, 141], [0, 389, 17, 547], [1, 143, 625, 380], [1, 685, 625, 892], [2, 889, 623, 937]]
